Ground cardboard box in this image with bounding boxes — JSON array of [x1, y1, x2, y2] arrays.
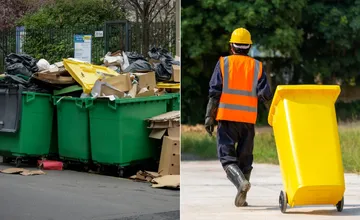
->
[[171, 65, 180, 82], [133, 72, 157, 90], [101, 83, 126, 98], [158, 136, 180, 176], [137, 87, 155, 97], [103, 74, 131, 92]]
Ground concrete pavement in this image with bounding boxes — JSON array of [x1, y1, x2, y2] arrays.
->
[[0, 164, 179, 220], [181, 161, 360, 220]]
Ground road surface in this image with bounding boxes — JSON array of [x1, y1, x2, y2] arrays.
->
[[181, 161, 360, 220], [0, 164, 179, 220]]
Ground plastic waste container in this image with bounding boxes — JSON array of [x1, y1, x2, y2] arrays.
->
[[268, 85, 345, 213], [0, 89, 53, 167], [168, 93, 180, 111], [86, 94, 177, 176], [54, 97, 90, 164]]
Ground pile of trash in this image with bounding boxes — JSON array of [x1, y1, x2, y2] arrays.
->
[[102, 48, 180, 82], [0, 47, 180, 99]]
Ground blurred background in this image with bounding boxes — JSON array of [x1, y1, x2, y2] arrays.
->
[[181, 0, 360, 172]]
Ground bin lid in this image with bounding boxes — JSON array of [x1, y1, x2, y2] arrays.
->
[[0, 84, 22, 133], [268, 85, 341, 127], [63, 59, 119, 94]]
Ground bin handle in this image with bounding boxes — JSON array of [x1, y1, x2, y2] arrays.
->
[[84, 99, 94, 109], [75, 100, 83, 108], [108, 100, 117, 110], [26, 93, 35, 103]]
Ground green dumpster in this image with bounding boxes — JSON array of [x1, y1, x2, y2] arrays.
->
[[54, 97, 90, 163], [168, 93, 180, 111], [0, 91, 53, 165], [86, 94, 178, 173]]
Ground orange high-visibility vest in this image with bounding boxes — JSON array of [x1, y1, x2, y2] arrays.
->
[[216, 55, 263, 124]]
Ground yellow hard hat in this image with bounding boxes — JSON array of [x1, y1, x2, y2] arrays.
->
[[229, 28, 252, 44]]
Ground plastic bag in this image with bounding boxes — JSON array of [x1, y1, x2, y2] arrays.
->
[[5, 53, 39, 77], [125, 52, 146, 64], [148, 48, 180, 81], [124, 60, 154, 73], [122, 51, 130, 71], [37, 59, 50, 71]]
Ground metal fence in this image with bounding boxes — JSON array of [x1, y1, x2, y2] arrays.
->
[[0, 20, 176, 72]]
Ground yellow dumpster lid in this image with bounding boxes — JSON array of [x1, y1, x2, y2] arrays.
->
[[63, 59, 119, 94], [268, 85, 341, 127]]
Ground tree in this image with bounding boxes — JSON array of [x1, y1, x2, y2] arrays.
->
[[0, 0, 52, 30], [117, 0, 176, 54]]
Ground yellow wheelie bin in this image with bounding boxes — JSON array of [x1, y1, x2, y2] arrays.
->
[[268, 85, 345, 213]]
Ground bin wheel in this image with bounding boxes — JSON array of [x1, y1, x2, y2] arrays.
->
[[279, 191, 287, 213], [117, 168, 125, 178], [83, 165, 89, 172], [336, 197, 344, 212], [61, 162, 67, 170], [15, 158, 22, 168]]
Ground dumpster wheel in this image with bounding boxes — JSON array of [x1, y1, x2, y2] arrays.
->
[[15, 157, 22, 168], [336, 196, 344, 212], [279, 191, 287, 213]]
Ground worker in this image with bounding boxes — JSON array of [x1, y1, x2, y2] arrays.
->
[[204, 28, 273, 207]]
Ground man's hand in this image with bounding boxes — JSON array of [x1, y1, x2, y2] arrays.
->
[[205, 117, 215, 136]]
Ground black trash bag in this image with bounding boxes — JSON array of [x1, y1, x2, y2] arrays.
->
[[124, 60, 154, 73], [148, 47, 180, 81], [125, 52, 147, 64], [148, 47, 173, 61], [5, 53, 39, 77], [1, 75, 51, 93], [153, 63, 171, 81]]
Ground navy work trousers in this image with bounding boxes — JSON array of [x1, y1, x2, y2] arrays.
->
[[217, 120, 255, 174]]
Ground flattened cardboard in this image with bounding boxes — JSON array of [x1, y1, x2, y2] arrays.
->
[[151, 175, 180, 189], [149, 120, 180, 129], [1, 168, 27, 174], [158, 136, 180, 176], [20, 170, 46, 176], [134, 72, 156, 90], [147, 111, 181, 139], [148, 111, 180, 121], [149, 129, 167, 139], [103, 73, 131, 92], [167, 126, 180, 138], [171, 65, 180, 82]]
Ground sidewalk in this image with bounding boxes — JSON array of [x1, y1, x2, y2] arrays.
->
[[181, 161, 360, 220]]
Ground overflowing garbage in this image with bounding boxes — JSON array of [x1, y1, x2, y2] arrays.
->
[[0, 48, 180, 186], [0, 47, 180, 99]]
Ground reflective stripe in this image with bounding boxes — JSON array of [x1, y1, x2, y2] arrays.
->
[[222, 56, 260, 97], [252, 60, 260, 96], [219, 103, 257, 112]]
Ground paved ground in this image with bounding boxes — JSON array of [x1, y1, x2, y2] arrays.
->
[[181, 161, 360, 220], [0, 164, 179, 220]]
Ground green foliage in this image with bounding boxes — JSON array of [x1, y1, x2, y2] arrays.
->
[[19, 0, 124, 28], [17, 0, 125, 64], [182, 0, 360, 125]]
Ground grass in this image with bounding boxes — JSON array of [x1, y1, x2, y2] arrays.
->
[[181, 124, 360, 173]]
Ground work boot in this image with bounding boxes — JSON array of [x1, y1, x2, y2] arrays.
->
[[242, 172, 251, 207], [225, 164, 251, 207]]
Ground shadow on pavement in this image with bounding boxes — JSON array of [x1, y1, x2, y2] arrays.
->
[[280, 205, 360, 216]]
